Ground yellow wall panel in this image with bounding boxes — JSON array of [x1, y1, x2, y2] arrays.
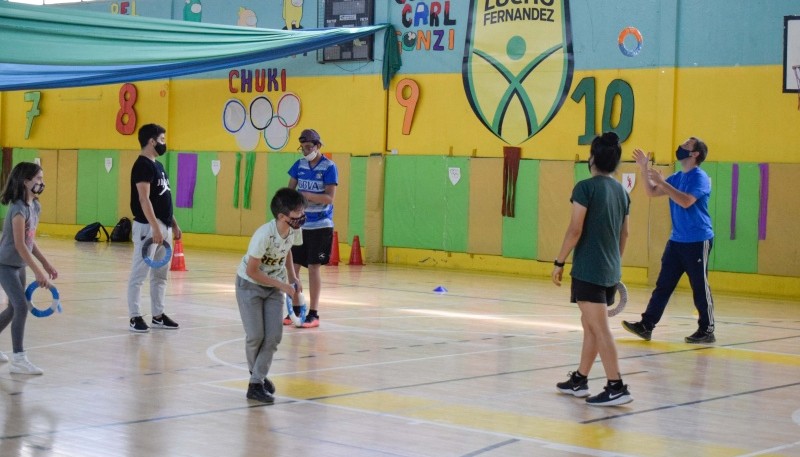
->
[[168, 76, 386, 155], [758, 164, 800, 276], [240, 152, 268, 236], [116, 150, 138, 219], [37, 149, 58, 223], [468, 158, 503, 255], [386, 70, 668, 161], [331, 152, 350, 241], [617, 163, 648, 267], [2, 81, 169, 150], [55, 149, 77, 225], [675, 66, 800, 163], [365, 154, 385, 263], [215, 152, 241, 236], [646, 165, 673, 286], [537, 161, 575, 262]]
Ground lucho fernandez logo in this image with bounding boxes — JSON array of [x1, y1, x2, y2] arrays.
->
[[463, 0, 573, 145]]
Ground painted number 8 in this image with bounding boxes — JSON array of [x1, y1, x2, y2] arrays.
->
[[116, 83, 138, 135]]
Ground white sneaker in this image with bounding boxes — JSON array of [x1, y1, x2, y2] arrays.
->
[[10, 352, 43, 375], [0, 351, 8, 363]]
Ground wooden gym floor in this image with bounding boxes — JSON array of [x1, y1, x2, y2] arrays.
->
[[1, 236, 799, 457]]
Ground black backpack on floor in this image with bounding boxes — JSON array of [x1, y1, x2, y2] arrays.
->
[[75, 222, 109, 242], [110, 217, 132, 242]]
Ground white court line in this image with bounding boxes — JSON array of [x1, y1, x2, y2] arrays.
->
[[400, 308, 583, 331], [205, 335, 576, 378], [735, 441, 800, 457]]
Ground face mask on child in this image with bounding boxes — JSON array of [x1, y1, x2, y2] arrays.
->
[[287, 214, 306, 229], [31, 183, 45, 195]]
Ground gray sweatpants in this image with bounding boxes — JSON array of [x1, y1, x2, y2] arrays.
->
[[0, 265, 28, 353], [235, 275, 285, 384], [127, 220, 172, 318]]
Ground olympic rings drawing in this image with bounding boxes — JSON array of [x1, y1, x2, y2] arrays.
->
[[618, 27, 643, 57], [26, 282, 62, 318]]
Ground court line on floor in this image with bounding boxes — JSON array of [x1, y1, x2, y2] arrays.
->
[[460, 439, 519, 457], [580, 380, 800, 424], [735, 440, 800, 457], [0, 391, 640, 457]]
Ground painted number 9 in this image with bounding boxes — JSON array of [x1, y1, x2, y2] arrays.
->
[[395, 78, 419, 135], [571, 77, 634, 144], [116, 83, 138, 135]]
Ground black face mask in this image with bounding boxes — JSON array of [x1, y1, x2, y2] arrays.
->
[[587, 156, 594, 173], [154, 142, 167, 156], [31, 183, 45, 195], [287, 214, 306, 230], [676, 146, 691, 161]]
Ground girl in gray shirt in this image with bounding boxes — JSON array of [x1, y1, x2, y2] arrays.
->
[[0, 162, 58, 375]]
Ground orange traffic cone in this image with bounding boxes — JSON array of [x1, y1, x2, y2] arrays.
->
[[170, 238, 187, 271], [329, 231, 340, 266], [348, 235, 364, 266]]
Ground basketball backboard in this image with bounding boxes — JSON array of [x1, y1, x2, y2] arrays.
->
[[783, 15, 800, 92]]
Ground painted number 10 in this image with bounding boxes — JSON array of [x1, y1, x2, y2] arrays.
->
[[571, 77, 634, 144]]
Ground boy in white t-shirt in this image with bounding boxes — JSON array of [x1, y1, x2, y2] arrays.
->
[[236, 188, 306, 404]]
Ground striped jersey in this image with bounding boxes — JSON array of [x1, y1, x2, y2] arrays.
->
[[288, 155, 338, 229]]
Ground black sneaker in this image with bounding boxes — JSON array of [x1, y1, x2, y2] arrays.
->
[[263, 378, 276, 395], [622, 320, 652, 341], [586, 384, 633, 406], [301, 313, 319, 328], [685, 329, 715, 344], [129, 316, 150, 333], [246, 382, 274, 404], [152, 314, 179, 329], [556, 371, 590, 398]]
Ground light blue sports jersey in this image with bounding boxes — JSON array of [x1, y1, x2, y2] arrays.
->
[[288, 155, 338, 229]]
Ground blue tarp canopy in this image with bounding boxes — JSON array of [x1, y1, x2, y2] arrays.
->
[[0, 2, 400, 91]]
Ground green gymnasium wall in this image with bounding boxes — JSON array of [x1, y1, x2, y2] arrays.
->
[[4, 145, 800, 285]]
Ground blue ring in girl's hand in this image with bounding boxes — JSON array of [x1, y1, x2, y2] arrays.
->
[[26, 282, 62, 318], [141, 238, 172, 268]]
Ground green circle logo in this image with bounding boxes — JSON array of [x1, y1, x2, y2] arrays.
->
[[506, 36, 526, 61]]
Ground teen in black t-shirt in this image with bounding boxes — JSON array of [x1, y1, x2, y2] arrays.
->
[[126, 123, 182, 333]]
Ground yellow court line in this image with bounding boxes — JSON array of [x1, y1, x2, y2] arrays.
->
[[217, 377, 755, 456], [617, 339, 800, 366]]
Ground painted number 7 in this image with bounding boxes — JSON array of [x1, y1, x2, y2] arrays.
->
[[24, 91, 41, 140]]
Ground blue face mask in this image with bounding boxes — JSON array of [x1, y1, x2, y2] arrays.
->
[[676, 146, 692, 161]]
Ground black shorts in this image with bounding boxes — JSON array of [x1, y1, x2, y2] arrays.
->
[[570, 277, 616, 305], [291, 227, 333, 267]]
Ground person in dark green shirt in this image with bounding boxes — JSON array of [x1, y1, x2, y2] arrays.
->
[[552, 132, 632, 406]]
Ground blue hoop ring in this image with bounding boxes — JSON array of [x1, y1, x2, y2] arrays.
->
[[286, 288, 308, 328], [26, 282, 62, 318], [618, 27, 643, 57], [141, 238, 172, 268]]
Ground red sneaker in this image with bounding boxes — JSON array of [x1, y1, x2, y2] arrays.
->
[[301, 314, 319, 328]]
